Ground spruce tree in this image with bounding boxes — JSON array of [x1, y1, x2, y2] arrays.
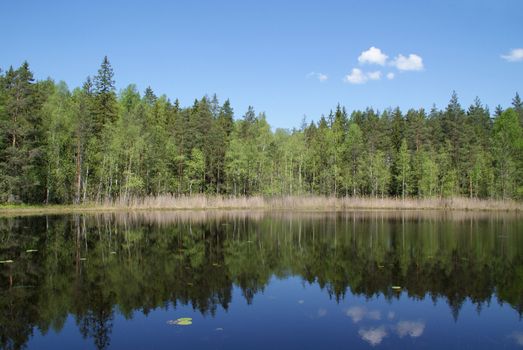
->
[[512, 92, 523, 126], [93, 56, 117, 130]]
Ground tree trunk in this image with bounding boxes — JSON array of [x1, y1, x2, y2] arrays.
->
[[75, 138, 82, 204]]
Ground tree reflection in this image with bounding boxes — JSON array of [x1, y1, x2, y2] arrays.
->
[[0, 211, 521, 349]]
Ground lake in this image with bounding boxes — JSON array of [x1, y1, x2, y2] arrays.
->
[[0, 211, 522, 349]]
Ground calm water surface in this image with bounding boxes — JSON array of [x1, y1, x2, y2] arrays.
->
[[0, 211, 522, 349]]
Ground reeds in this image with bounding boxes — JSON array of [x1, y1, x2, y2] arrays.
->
[[0, 195, 521, 216], [98, 195, 523, 211]]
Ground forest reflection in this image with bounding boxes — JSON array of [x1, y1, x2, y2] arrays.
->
[[0, 210, 522, 350]]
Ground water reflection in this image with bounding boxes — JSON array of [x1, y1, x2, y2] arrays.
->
[[359, 326, 388, 346], [511, 331, 523, 346], [357, 320, 426, 346], [395, 321, 425, 338], [0, 210, 521, 349], [346, 306, 382, 323]]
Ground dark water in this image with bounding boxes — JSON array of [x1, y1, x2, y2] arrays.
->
[[0, 211, 522, 350]]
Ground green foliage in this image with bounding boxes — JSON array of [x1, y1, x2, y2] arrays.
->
[[0, 59, 521, 203], [396, 139, 411, 199], [185, 148, 205, 194], [417, 149, 438, 198], [493, 109, 523, 199]]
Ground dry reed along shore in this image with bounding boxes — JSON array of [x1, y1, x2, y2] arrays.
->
[[1, 195, 522, 215], [96, 195, 522, 211]]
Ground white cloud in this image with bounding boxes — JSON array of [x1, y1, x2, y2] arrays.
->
[[392, 54, 424, 71], [511, 331, 523, 346], [344, 69, 384, 84], [359, 327, 388, 346], [368, 71, 382, 80], [501, 48, 523, 62], [345, 48, 423, 84], [358, 47, 388, 66], [396, 321, 425, 338], [344, 68, 367, 84], [317, 73, 328, 82], [307, 72, 328, 82]]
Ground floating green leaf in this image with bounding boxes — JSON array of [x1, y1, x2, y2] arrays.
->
[[26, 249, 38, 253], [0, 260, 14, 264], [392, 286, 402, 290], [167, 317, 193, 326]]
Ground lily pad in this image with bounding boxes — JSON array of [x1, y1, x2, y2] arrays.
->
[[0, 260, 14, 264], [391, 286, 402, 290], [79, 258, 87, 261], [167, 317, 193, 326], [26, 249, 38, 253]]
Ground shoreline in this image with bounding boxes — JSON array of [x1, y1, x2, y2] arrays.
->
[[0, 196, 521, 216]]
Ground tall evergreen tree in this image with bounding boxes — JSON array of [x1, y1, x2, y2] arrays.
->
[[512, 92, 523, 126], [93, 56, 118, 130], [0, 62, 47, 202]]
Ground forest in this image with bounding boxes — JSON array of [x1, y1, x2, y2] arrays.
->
[[0, 57, 522, 204]]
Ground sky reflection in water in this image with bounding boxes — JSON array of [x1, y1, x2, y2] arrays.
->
[[0, 211, 521, 349]]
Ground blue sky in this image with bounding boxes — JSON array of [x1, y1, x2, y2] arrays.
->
[[1, 0, 522, 129]]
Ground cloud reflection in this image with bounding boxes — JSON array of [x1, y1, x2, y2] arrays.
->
[[396, 321, 425, 338], [511, 332, 523, 346], [367, 310, 382, 321], [346, 306, 366, 323], [346, 306, 381, 323], [358, 326, 388, 346]]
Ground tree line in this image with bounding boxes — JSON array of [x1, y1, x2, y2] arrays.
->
[[0, 57, 522, 204]]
